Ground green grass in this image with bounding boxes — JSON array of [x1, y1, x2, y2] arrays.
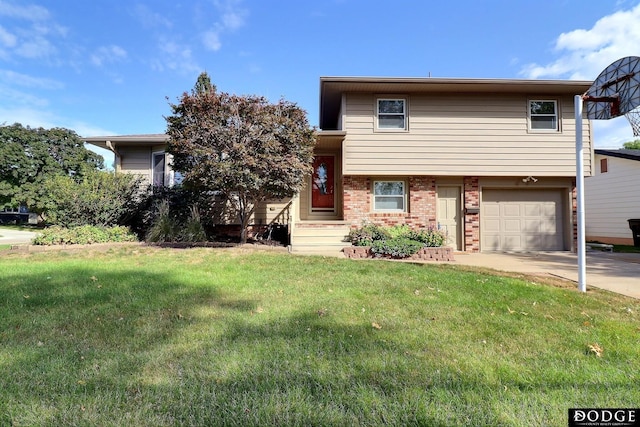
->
[[0, 247, 638, 426], [613, 244, 640, 253]]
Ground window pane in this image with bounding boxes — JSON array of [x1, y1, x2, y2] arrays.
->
[[379, 100, 404, 114], [375, 196, 404, 210], [530, 101, 556, 114], [374, 181, 404, 195], [379, 115, 405, 128], [530, 116, 557, 129], [153, 153, 165, 186]]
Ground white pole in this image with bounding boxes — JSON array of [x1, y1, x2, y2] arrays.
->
[[575, 95, 587, 292]]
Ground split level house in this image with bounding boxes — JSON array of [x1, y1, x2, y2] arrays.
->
[[585, 149, 640, 245], [84, 76, 594, 253]]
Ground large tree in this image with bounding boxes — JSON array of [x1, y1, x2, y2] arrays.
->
[[622, 139, 640, 149], [0, 124, 104, 216], [166, 72, 316, 243]]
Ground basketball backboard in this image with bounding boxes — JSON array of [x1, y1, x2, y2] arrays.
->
[[583, 56, 640, 120]]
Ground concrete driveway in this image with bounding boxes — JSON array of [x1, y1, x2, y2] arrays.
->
[[0, 228, 38, 245], [452, 251, 640, 299]]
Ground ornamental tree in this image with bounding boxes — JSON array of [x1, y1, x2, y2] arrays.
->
[[0, 123, 104, 217], [165, 72, 316, 243]]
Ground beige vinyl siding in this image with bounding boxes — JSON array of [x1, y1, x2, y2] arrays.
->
[[119, 147, 153, 185], [342, 93, 591, 176], [253, 199, 293, 225], [585, 155, 640, 242]]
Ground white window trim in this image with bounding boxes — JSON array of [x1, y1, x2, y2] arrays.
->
[[528, 99, 560, 132], [372, 180, 407, 212], [375, 97, 408, 132]]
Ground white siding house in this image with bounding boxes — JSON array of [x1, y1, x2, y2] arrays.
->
[[585, 149, 640, 245]]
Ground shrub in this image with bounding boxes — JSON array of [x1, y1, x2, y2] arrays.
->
[[386, 224, 412, 239], [146, 200, 179, 243], [347, 222, 389, 246], [407, 227, 447, 247], [181, 205, 207, 242], [44, 170, 142, 228], [370, 237, 424, 258], [347, 223, 447, 258], [32, 225, 137, 245]]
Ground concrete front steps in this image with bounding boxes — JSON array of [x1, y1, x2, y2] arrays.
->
[[290, 221, 351, 256]]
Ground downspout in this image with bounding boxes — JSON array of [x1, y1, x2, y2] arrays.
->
[[105, 141, 122, 172]]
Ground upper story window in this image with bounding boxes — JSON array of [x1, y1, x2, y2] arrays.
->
[[377, 98, 407, 131], [373, 180, 406, 211], [529, 100, 558, 131]]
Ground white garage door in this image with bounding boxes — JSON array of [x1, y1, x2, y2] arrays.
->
[[482, 189, 565, 252]]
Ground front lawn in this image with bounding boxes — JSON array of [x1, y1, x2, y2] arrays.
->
[[0, 247, 637, 426]]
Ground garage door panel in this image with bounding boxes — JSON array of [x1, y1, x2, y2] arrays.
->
[[481, 189, 565, 252], [504, 219, 522, 232], [503, 205, 521, 217], [523, 204, 541, 216]]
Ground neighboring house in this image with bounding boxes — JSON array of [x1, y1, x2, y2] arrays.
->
[[85, 76, 593, 253], [585, 149, 640, 245]]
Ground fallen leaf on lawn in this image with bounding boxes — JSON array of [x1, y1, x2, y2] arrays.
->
[[317, 308, 327, 317], [414, 289, 420, 296], [583, 321, 591, 327], [23, 295, 30, 299], [90, 276, 98, 282], [507, 307, 515, 314], [587, 343, 603, 357], [371, 322, 382, 330], [520, 312, 528, 316]]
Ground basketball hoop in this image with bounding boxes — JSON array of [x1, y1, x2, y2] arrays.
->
[[583, 56, 640, 120], [625, 105, 640, 137], [575, 56, 640, 293]]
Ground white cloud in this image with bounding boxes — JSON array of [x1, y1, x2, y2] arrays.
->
[[0, 1, 69, 62], [91, 45, 127, 67], [152, 40, 201, 74], [520, 3, 640, 147], [0, 69, 63, 90], [0, 0, 50, 21], [202, 0, 248, 52], [133, 3, 173, 29], [0, 25, 17, 47], [520, 3, 640, 81], [202, 30, 222, 51]]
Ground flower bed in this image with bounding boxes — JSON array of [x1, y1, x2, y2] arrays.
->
[[343, 245, 454, 261]]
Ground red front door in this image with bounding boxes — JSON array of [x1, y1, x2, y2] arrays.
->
[[311, 155, 335, 211]]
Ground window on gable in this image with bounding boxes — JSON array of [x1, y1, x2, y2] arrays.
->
[[529, 100, 558, 131], [600, 158, 608, 173], [373, 180, 406, 211], [377, 98, 407, 130]]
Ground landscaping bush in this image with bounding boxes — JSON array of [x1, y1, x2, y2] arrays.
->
[[370, 237, 425, 258], [32, 225, 138, 245], [346, 222, 389, 246], [44, 170, 142, 228], [408, 227, 447, 247], [146, 200, 208, 243], [348, 223, 448, 258], [129, 186, 225, 240]]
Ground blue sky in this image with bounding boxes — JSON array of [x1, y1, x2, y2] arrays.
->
[[1, 0, 640, 165]]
